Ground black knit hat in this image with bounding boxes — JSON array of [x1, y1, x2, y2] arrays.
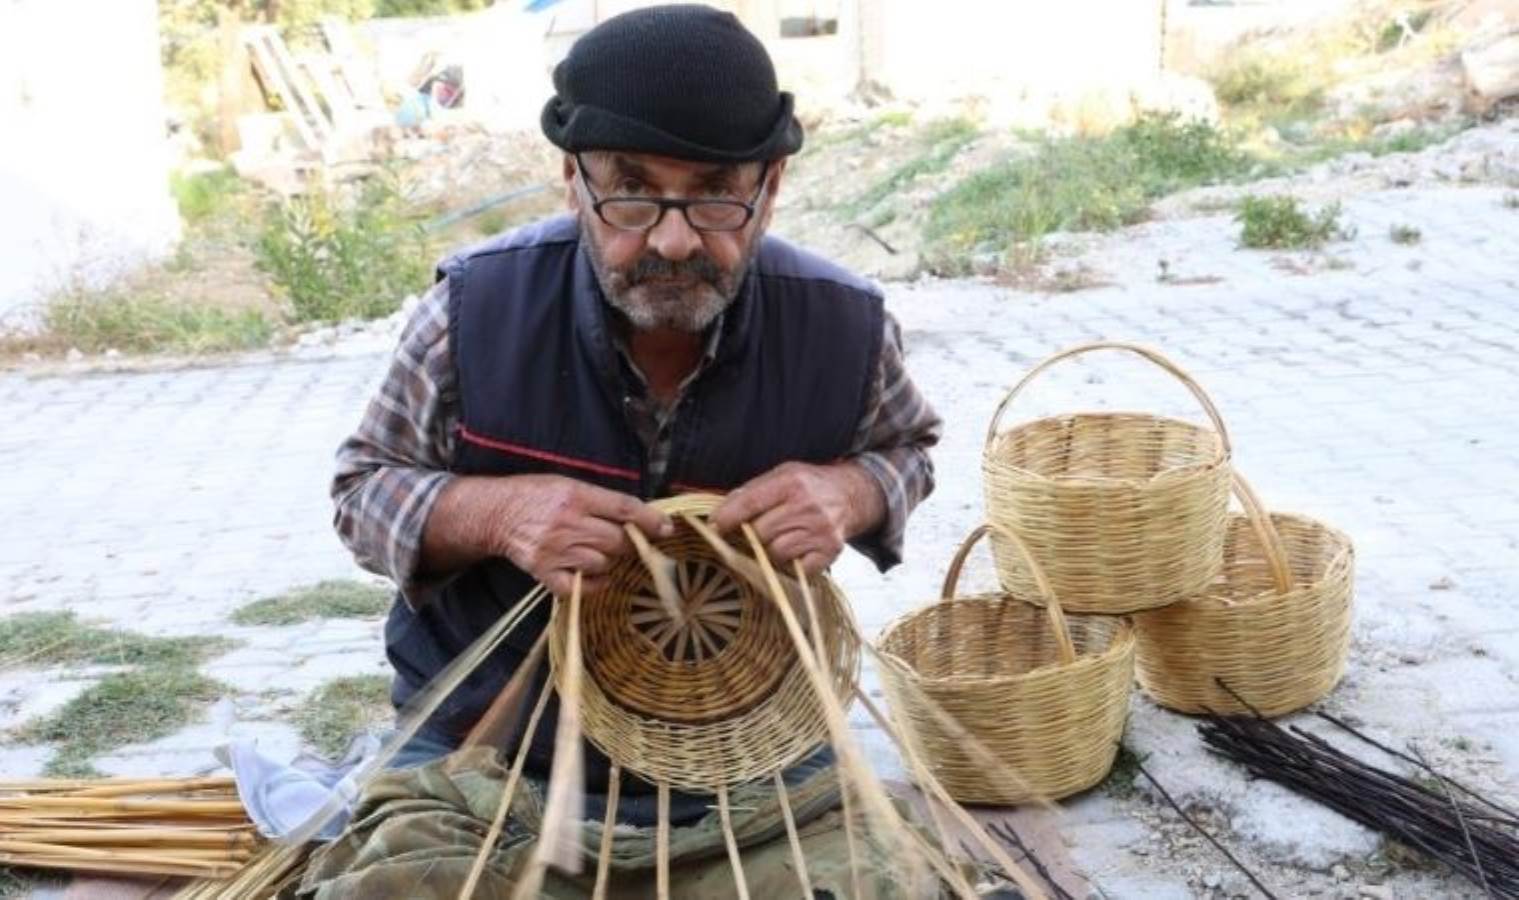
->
[[541, 4, 804, 163]]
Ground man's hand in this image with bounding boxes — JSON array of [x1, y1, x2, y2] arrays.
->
[[709, 461, 885, 576], [424, 474, 671, 597]]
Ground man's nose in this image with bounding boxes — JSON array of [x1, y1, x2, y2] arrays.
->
[[644, 207, 703, 262]]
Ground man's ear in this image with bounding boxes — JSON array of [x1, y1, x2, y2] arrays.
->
[[563, 154, 580, 211], [757, 157, 787, 231]]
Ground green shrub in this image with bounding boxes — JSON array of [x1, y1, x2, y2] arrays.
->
[[1236, 195, 1348, 249], [373, 0, 488, 15], [845, 118, 979, 217], [924, 114, 1257, 266], [256, 176, 431, 324], [170, 168, 246, 225], [41, 288, 274, 355]]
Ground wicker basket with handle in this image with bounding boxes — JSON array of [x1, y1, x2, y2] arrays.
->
[[982, 341, 1234, 613], [1134, 474, 1355, 717], [875, 522, 1135, 805]]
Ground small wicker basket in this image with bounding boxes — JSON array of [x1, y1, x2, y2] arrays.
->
[[1134, 475, 1355, 717], [876, 523, 1135, 805], [982, 341, 1234, 614], [550, 494, 860, 793]]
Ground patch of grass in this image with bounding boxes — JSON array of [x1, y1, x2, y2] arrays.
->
[[1389, 224, 1422, 245], [1104, 744, 1148, 799], [1503, 194, 1519, 210], [1211, 53, 1326, 124], [1236, 195, 1349, 249], [170, 168, 247, 225], [231, 579, 392, 626], [295, 675, 392, 757], [32, 287, 274, 355], [15, 667, 226, 777], [256, 173, 431, 324], [0, 612, 231, 669], [844, 118, 978, 218], [1293, 120, 1467, 166], [924, 114, 1257, 268]]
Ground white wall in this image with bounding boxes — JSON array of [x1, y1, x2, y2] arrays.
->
[[866, 0, 1165, 104], [0, 0, 180, 323]]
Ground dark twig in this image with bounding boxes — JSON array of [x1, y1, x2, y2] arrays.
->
[[1197, 701, 1519, 898], [1129, 756, 1281, 900], [1412, 745, 1492, 900], [983, 820, 1077, 900], [848, 222, 898, 254], [1316, 711, 1519, 826]]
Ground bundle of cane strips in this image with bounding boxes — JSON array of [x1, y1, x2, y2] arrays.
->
[[0, 776, 259, 880]]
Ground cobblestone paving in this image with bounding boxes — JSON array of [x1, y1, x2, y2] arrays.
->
[[1, 183, 1516, 897]]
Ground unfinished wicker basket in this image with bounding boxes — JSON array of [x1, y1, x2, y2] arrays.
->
[[983, 341, 1234, 614], [1134, 475, 1355, 717], [549, 494, 860, 793], [875, 523, 1135, 805]]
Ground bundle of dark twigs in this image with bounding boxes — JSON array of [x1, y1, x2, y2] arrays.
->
[[1200, 701, 1519, 899]]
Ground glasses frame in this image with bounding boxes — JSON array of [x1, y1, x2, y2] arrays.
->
[[574, 153, 771, 234]]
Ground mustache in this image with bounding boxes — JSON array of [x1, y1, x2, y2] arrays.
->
[[626, 254, 723, 285]]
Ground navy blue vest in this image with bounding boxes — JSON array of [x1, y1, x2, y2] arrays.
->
[[384, 215, 883, 794]]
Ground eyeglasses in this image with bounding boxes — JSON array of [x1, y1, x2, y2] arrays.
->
[[575, 154, 770, 233]]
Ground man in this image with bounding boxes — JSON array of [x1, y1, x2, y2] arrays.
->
[[320, 4, 946, 895]]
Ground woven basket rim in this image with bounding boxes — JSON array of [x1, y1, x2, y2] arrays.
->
[[875, 593, 1135, 690], [1168, 511, 1354, 613], [984, 412, 1230, 487]]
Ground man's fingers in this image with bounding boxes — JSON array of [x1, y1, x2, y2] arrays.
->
[[545, 570, 610, 597], [543, 570, 576, 597], [580, 485, 673, 538], [574, 517, 630, 556], [562, 545, 613, 575], [749, 503, 812, 545], [712, 478, 790, 533], [764, 528, 816, 566], [796, 550, 832, 577]]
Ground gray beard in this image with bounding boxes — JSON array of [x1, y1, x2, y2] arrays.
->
[[579, 216, 753, 333]]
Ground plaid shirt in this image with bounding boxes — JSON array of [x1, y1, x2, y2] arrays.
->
[[332, 278, 942, 605]]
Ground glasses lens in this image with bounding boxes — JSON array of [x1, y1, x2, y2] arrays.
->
[[599, 200, 662, 230], [686, 202, 750, 232]]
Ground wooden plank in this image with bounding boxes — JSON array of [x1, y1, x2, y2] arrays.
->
[[244, 30, 322, 151], [297, 52, 358, 131], [258, 28, 334, 147]]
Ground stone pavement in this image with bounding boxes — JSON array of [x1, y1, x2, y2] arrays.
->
[[1, 181, 1517, 897]]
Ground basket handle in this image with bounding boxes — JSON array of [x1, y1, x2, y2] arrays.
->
[[1231, 472, 1293, 595], [984, 341, 1233, 458], [940, 523, 1077, 667]]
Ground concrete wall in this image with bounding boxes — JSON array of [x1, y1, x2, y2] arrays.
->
[[866, 0, 1163, 99], [0, 0, 180, 322], [535, 0, 1169, 122]]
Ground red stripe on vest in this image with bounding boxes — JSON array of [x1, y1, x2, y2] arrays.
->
[[456, 426, 641, 482]]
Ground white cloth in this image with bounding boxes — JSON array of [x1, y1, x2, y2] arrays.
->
[[216, 734, 380, 841]]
